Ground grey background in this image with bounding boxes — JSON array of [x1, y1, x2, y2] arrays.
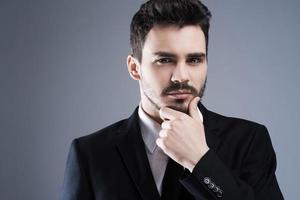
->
[[1, 0, 299, 199]]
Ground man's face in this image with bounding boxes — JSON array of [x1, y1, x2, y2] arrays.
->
[[138, 25, 207, 114]]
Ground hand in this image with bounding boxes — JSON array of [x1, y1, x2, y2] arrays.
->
[[156, 97, 209, 172]]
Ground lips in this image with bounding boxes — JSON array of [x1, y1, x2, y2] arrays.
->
[[166, 90, 192, 99]]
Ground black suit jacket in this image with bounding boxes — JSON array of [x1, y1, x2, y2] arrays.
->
[[61, 103, 284, 200]]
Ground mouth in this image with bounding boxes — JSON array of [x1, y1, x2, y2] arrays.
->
[[166, 90, 193, 99]]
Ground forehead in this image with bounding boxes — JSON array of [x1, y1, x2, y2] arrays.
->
[[142, 25, 206, 56]]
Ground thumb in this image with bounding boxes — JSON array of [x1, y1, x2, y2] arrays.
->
[[188, 97, 202, 122]]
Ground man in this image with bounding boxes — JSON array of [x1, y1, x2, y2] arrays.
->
[[61, 0, 284, 199]]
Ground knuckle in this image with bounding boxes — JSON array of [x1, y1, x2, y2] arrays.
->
[[167, 121, 174, 129], [178, 115, 186, 121], [172, 120, 180, 128], [162, 121, 171, 129], [159, 130, 167, 138], [159, 131, 163, 137]]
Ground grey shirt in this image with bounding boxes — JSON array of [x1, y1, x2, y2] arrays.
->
[[138, 105, 169, 195]]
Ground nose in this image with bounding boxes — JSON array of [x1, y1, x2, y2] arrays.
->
[[171, 64, 190, 83]]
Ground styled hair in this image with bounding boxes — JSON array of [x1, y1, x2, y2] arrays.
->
[[130, 0, 211, 62]]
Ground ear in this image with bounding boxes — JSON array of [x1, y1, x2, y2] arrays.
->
[[127, 54, 141, 80]]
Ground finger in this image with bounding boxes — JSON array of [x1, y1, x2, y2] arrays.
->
[[188, 97, 203, 122], [198, 107, 203, 122], [156, 138, 164, 149], [159, 107, 183, 121], [161, 121, 172, 130], [159, 129, 168, 138]]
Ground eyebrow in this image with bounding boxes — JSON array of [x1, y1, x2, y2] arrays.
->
[[186, 53, 206, 58], [153, 51, 206, 58], [153, 51, 177, 58]]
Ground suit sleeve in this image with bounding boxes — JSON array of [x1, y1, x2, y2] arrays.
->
[[61, 139, 94, 200], [179, 125, 284, 200]]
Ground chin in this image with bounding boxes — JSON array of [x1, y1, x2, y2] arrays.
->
[[166, 99, 189, 114]]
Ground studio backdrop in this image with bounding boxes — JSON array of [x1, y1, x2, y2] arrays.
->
[[1, 0, 299, 199]]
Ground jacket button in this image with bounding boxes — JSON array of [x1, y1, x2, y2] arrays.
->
[[203, 177, 211, 184], [213, 186, 220, 193], [216, 189, 223, 198], [208, 182, 215, 189]]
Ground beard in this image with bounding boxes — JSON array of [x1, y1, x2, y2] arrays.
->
[[141, 77, 207, 114]]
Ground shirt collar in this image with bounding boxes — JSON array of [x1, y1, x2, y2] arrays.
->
[[138, 104, 161, 154]]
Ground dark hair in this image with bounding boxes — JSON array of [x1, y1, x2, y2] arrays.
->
[[130, 0, 211, 62]]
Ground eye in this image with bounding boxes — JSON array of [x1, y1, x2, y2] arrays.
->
[[155, 57, 175, 64], [187, 57, 204, 64]]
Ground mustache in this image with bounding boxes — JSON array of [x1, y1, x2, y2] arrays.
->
[[162, 82, 198, 96]]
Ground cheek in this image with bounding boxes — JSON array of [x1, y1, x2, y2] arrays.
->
[[142, 66, 172, 89], [190, 66, 207, 85]]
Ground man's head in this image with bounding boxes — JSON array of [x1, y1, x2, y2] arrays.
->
[[127, 0, 211, 121], [130, 0, 211, 63]]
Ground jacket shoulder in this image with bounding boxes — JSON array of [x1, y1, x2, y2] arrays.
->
[[208, 108, 267, 131], [205, 108, 271, 149], [74, 118, 128, 150]]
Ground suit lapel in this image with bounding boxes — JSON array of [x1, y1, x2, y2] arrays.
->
[[198, 102, 221, 151], [116, 107, 160, 200]]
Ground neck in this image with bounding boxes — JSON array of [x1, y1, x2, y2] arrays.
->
[[140, 98, 163, 125]]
